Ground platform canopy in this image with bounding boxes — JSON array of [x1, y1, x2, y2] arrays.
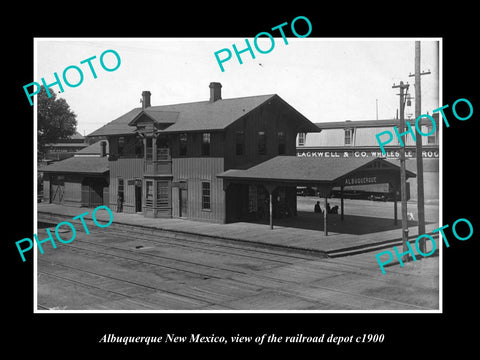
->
[[218, 155, 415, 191], [218, 155, 415, 234]]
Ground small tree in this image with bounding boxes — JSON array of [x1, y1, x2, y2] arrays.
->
[[37, 86, 77, 159]]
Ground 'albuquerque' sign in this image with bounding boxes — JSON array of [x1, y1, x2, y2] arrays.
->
[[343, 176, 377, 186]]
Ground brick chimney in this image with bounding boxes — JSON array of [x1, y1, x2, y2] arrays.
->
[[209, 82, 222, 102], [142, 91, 151, 109]]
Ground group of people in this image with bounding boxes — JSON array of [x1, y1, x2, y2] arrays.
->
[[314, 201, 338, 214]]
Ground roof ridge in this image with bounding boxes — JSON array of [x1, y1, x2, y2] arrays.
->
[[146, 93, 276, 109]]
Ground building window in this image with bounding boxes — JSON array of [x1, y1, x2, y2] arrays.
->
[[201, 132, 211, 156], [258, 131, 266, 155], [118, 136, 125, 155], [201, 181, 211, 210], [135, 137, 144, 157], [278, 131, 286, 155], [156, 181, 169, 208], [145, 137, 153, 160], [235, 130, 245, 155], [426, 126, 436, 144], [145, 180, 153, 208], [344, 129, 354, 145], [298, 133, 306, 146], [179, 133, 187, 157], [156, 136, 169, 160]]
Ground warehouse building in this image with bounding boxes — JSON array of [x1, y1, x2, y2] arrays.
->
[[296, 116, 439, 202]]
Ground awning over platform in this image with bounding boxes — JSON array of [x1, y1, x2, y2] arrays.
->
[[217, 156, 415, 235], [217, 156, 415, 188]]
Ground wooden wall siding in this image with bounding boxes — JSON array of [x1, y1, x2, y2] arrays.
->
[[62, 175, 83, 207], [224, 100, 298, 171], [172, 157, 225, 223], [144, 160, 172, 176], [170, 132, 225, 158], [109, 158, 144, 213], [43, 177, 50, 202]]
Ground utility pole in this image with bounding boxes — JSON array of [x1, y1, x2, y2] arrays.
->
[[409, 41, 431, 254], [392, 81, 410, 262]]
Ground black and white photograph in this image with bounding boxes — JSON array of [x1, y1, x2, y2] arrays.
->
[[7, 7, 479, 355], [32, 37, 442, 312]]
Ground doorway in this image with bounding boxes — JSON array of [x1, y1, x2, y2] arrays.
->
[[135, 181, 142, 213], [179, 186, 187, 218]]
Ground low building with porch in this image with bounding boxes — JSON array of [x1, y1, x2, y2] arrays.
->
[[41, 140, 109, 207]]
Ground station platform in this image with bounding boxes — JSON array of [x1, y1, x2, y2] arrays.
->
[[37, 201, 440, 258]]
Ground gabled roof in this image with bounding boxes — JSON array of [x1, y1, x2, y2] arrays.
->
[[218, 156, 415, 185], [89, 108, 143, 136], [88, 94, 319, 136], [128, 109, 180, 127], [41, 156, 108, 174]]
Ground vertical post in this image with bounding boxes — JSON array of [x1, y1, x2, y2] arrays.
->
[[414, 41, 426, 253], [265, 184, 276, 230], [340, 185, 344, 220], [323, 195, 328, 236], [398, 82, 409, 261], [393, 186, 398, 225], [269, 191, 273, 230]]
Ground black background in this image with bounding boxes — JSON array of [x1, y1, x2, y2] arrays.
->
[[6, 5, 478, 356]]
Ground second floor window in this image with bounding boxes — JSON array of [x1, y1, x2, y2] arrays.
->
[[298, 133, 306, 146], [278, 131, 286, 155], [179, 133, 187, 157], [258, 131, 266, 155], [236, 130, 245, 156], [426, 126, 436, 144], [157, 136, 169, 160], [118, 136, 125, 155], [135, 137, 144, 157], [344, 129, 354, 145], [202, 132, 211, 156]]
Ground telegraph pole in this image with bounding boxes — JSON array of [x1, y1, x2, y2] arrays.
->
[[409, 41, 431, 254], [392, 81, 410, 262]]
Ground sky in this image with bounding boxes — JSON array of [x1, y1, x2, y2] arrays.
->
[[34, 38, 440, 137]]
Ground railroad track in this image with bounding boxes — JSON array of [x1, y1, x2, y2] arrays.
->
[[36, 225, 436, 311]]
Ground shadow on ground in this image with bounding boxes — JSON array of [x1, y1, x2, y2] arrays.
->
[[250, 211, 426, 235]]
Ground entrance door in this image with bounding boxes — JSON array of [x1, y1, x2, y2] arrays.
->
[[135, 182, 142, 213], [179, 188, 188, 217], [81, 178, 105, 207]]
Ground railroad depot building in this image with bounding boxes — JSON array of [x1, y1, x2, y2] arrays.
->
[[41, 83, 417, 232], [296, 115, 439, 202], [83, 83, 319, 223]]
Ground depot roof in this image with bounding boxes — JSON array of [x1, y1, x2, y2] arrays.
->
[[88, 94, 319, 136], [217, 156, 415, 186], [41, 156, 109, 174]]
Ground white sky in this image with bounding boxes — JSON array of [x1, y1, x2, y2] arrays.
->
[[35, 38, 440, 136]]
